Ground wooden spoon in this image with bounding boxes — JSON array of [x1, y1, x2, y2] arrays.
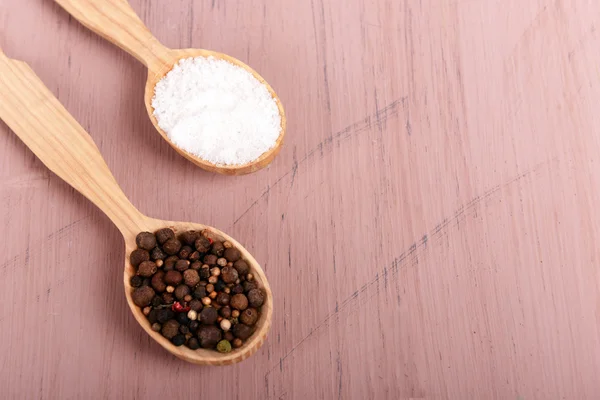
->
[[54, 0, 286, 176], [0, 49, 272, 365]]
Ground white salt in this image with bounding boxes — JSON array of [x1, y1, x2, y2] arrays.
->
[[151, 56, 282, 166]]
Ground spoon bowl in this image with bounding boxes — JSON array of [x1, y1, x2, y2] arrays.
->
[[55, 0, 287, 175], [0, 50, 273, 365]]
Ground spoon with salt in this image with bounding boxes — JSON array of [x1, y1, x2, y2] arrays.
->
[[0, 49, 272, 365], [55, 0, 286, 176]]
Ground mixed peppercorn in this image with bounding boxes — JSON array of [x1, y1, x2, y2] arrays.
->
[[129, 228, 264, 352]]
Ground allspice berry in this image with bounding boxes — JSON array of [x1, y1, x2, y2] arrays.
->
[[137, 261, 157, 277], [174, 284, 190, 300], [224, 247, 241, 262], [164, 270, 183, 286], [136, 232, 157, 250], [132, 286, 155, 307], [247, 289, 265, 308], [150, 246, 167, 261], [175, 259, 190, 272], [198, 326, 222, 349], [233, 260, 250, 276], [164, 256, 179, 271], [181, 230, 201, 245], [162, 293, 175, 304], [190, 261, 202, 271], [211, 241, 225, 256], [130, 249, 150, 267], [189, 251, 200, 262], [161, 319, 180, 339], [243, 281, 258, 293], [200, 307, 219, 325], [203, 254, 218, 265], [221, 266, 238, 284], [179, 245, 193, 259], [130, 275, 143, 288], [195, 237, 211, 253], [232, 284, 244, 295], [240, 308, 259, 326], [193, 286, 207, 300], [151, 271, 167, 293], [220, 306, 232, 319], [183, 269, 200, 287], [232, 323, 254, 340], [156, 228, 175, 245], [216, 292, 230, 306], [163, 238, 182, 255], [230, 294, 248, 311]]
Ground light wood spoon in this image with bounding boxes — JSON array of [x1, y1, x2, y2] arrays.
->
[[0, 49, 272, 365], [54, 0, 286, 176]]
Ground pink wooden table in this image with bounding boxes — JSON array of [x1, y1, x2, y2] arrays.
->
[[1, 0, 600, 398]]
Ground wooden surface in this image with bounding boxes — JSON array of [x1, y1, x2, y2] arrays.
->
[[0, 0, 599, 398]]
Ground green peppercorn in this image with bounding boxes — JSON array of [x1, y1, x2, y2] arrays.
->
[[130, 275, 143, 288], [130, 249, 150, 267], [216, 340, 232, 353], [156, 228, 175, 245], [132, 286, 155, 307], [163, 239, 182, 255]]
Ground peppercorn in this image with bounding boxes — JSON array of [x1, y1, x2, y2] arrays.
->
[[174, 285, 190, 300], [235, 279, 241, 284], [143, 306, 151, 316], [151, 296, 163, 307], [231, 310, 240, 318], [136, 232, 157, 250], [200, 307, 218, 325], [247, 289, 265, 308], [150, 246, 167, 261], [202, 297, 212, 306], [142, 278, 151, 287], [203, 254, 218, 265], [240, 308, 259, 326], [220, 319, 232, 332], [247, 274, 254, 281], [206, 284, 215, 293], [189, 321, 200, 332], [195, 237, 211, 253], [217, 258, 227, 267], [187, 337, 200, 350], [210, 267, 221, 276], [243, 281, 258, 293], [183, 269, 200, 287], [233, 338, 243, 348], [187, 310, 198, 321], [185, 333, 193, 341], [209, 291, 217, 299], [137, 260, 157, 277], [198, 326, 222, 349], [193, 286, 207, 300], [224, 247, 241, 262], [224, 287, 231, 294], [224, 332, 234, 342], [216, 340, 232, 353], [163, 238, 182, 255], [164, 270, 183, 286], [181, 230, 201, 245], [189, 299, 202, 312], [184, 295, 193, 303], [176, 313, 190, 325], [216, 292, 230, 306], [215, 281, 226, 293], [162, 293, 175, 304], [172, 334, 186, 346], [132, 286, 155, 307], [220, 306, 232, 318], [188, 251, 200, 262], [211, 242, 225, 256], [175, 259, 190, 272], [166, 286, 175, 293], [221, 266, 239, 284], [156, 259, 164, 268], [156, 228, 175, 245], [230, 294, 248, 311], [179, 245, 193, 259], [227, 262, 233, 267], [164, 256, 178, 271], [178, 325, 189, 336], [148, 309, 158, 324], [208, 276, 218, 284], [232, 323, 254, 340], [161, 319, 180, 339], [130, 275, 143, 288], [199, 266, 210, 279], [223, 241, 233, 249], [232, 284, 244, 294], [151, 322, 161, 332], [130, 249, 150, 267], [190, 261, 202, 271]]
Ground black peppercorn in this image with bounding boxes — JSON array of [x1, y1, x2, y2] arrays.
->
[[203, 254, 217, 265], [151, 271, 167, 293], [221, 266, 239, 284], [181, 230, 201, 245], [164, 256, 178, 271], [130, 249, 150, 267], [179, 325, 190, 334], [189, 320, 200, 332], [161, 319, 180, 339], [240, 308, 259, 326], [223, 247, 241, 262], [224, 331, 234, 342], [175, 259, 190, 272], [214, 280, 225, 292], [200, 307, 219, 325], [171, 334, 186, 346], [198, 326, 222, 348], [195, 237, 211, 253], [157, 309, 175, 324], [162, 293, 175, 304], [232, 323, 254, 340], [150, 247, 167, 261], [176, 313, 190, 325], [148, 309, 158, 324], [164, 270, 183, 286], [211, 241, 225, 256], [187, 337, 200, 350], [247, 289, 265, 308], [220, 306, 232, 319], [232, 285, 244, 295], [136, 232, 157, 250], [132, 286, 155, 307], [179, 245, 193, 259], [156, 228, 175, 245], [163, 239, 182, 255], [193, 286, 207, 299], [216, 292, 230, 306], [137, 261, 157, 277], [141, 278, 151, 287], [130, 275, 143, 288], [199, 266, 211, 280], [243, 281, 258, 293], [151, 296, 163, 308]]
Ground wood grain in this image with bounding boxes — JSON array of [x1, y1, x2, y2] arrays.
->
[[1, 0, 600, 398]]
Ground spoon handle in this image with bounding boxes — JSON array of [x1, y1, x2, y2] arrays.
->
[[0, 50, 146, 237], [55, 0, 170, 73]]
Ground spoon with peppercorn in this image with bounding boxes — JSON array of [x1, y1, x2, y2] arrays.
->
[[0, 50, 272, 365], [54, 0, 286, 176]]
